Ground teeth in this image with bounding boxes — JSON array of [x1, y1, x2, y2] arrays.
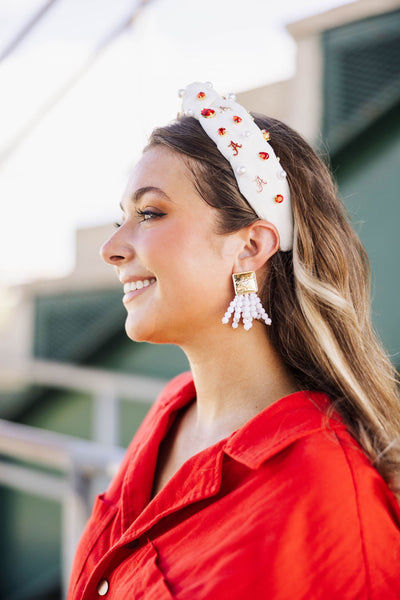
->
[[123, 278, 155, 293]]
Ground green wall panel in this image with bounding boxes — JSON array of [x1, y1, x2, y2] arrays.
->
[[333, 105, 400, 362], [17, 389, 154, 448], [87, 333, 190, 380], [119, 400, 152, 447], [323, 9, 400, 153], [34, 289, 126, 362], [18, 390, 92, 440], [0, 488, 61, 600]]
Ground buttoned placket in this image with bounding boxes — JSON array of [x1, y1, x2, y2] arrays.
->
[[72, 375, 345, 600], [80, 445, 225, 599]]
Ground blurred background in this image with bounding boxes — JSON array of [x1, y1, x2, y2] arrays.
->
[[0, 0, 399, 598]]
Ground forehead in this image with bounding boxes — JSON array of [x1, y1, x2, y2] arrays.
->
[[123, 146, 195, 203]]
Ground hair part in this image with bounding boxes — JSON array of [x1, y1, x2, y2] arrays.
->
[[146, 114, 400, 499]]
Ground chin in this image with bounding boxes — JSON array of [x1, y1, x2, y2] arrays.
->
[[125, 319, 152, 343], [124, 315, 171, 345]]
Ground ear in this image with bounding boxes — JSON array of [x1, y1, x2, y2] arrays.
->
[[233, 220, 280, 274]]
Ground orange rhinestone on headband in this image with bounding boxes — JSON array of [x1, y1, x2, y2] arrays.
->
[[178, 82, 293, 251]]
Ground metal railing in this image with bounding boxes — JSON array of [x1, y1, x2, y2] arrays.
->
[[0, 358, 168, 598], [0, 419, 124, 597], [0, 358, 168, 445]]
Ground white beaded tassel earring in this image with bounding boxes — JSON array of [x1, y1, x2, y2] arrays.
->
[[222, 271, 272, 330]]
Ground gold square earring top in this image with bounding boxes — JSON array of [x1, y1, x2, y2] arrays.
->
[[232, 271, 258, 295]]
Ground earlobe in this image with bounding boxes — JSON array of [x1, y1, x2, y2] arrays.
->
[[234, 221, 280, 273]]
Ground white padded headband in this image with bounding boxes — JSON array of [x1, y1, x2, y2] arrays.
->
[[179, 82, 293, 251]]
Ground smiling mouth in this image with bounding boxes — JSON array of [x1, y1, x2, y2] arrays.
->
[[123, 278, 156, 304], [123, 278, 156, 293]]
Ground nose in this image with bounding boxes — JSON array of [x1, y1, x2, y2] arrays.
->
[[100, 226, 134, 266]]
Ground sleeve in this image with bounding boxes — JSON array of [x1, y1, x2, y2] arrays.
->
[[271, 429, 400, 600], [335, 431, 400, 599]]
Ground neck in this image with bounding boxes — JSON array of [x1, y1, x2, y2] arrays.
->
[[182, 321, 298, 437]]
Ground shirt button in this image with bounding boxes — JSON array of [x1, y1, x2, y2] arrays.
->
[[97, 579, 109, 596]]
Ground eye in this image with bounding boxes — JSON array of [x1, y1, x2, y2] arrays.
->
[[135, 208, 166, 222]]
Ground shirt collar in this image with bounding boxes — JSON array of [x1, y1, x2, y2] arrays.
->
[[224, 389, 344, 469], [159, 372, 345, 471], [118, 373, 345, 542]]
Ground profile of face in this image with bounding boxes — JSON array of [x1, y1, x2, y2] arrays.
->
[[101, 146, 242, 346]]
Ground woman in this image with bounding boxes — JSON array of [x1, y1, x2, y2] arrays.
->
[[68, 82, 400, 599]]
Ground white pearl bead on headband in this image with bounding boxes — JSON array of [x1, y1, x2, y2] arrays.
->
[[178, 82, 294, 251]]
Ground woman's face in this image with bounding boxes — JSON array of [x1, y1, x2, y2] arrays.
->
[[101, 146, 240, 345]]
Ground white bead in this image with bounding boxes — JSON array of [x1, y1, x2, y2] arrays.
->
[[243, 130, 251, 138], [236, 166, 246, 175], [178, 88, 186, 98], [205, 81, 213, 88], [226, 92, 236, 101], [185, 109, 194, 116], [278, 170, 287, 179], [223, 289, 271, 331]]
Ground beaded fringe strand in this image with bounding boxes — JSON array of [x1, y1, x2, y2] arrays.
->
[[222, 292, 272, 330]]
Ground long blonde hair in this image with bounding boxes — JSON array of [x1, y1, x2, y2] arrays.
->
[[148, 114, 400, 498]]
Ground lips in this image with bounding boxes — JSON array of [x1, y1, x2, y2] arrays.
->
[[122, 277, 156, 305]]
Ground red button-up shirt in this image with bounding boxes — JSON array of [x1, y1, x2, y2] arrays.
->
[[68, 372, 400, 599]]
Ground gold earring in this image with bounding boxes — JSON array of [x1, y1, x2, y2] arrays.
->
[[222, 271, 271, 330]]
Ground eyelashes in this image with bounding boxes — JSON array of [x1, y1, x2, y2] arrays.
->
[[135, 208, 166, 222], [113, 209, 166, 229]]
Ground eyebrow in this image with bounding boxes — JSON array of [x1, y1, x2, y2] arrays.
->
[[120, 186, 172, 210]]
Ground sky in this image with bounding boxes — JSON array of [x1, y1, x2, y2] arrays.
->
[[0, 0, 354, 288]]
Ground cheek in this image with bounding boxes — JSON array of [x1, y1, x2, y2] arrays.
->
[[138, 222, 234, 306], [139, 226, 199, 275], [144, 223, 183, 254], [163, 250, 233, 316]]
